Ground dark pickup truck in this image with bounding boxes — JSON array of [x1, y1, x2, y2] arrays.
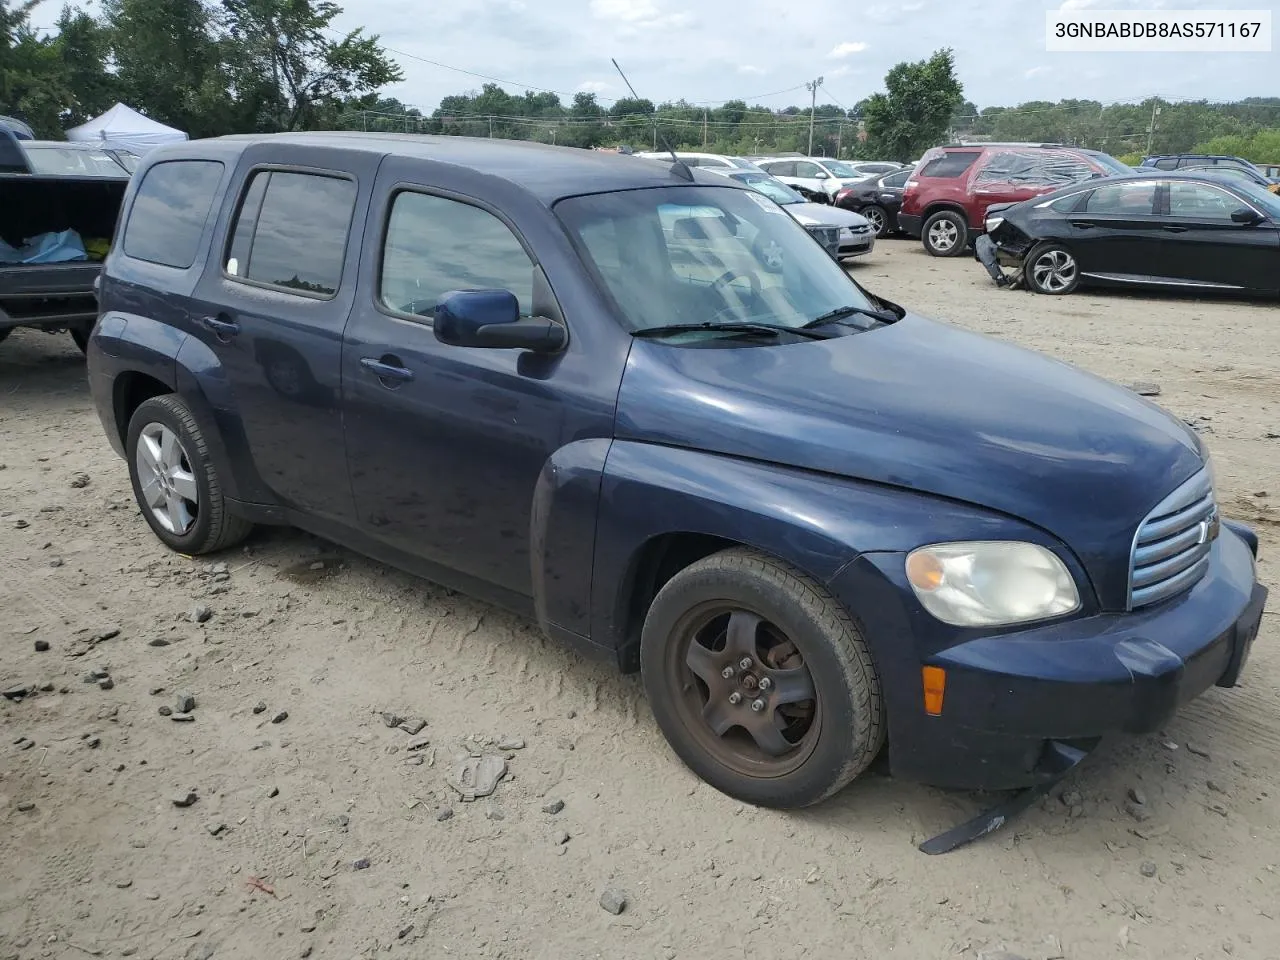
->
[[0, 127, 130, 351], [86, 133, 1266, 832]]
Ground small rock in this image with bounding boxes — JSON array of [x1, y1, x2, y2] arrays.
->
[[1068, 803, 1084, 819], [334, 814, 350, 831], [405, 736, 431, 751], [13, 518, 29, 529], [352, 858, 371, 871], [171, 712, 195, 722], [211, 563, 228, 575], [1123, 799, 1151, 822], [436, 807, 454, 822], [158, 706, 173, 716], [542, 799, 565, 815], [271, 710, 288, 724], [98, 677, 114, 691], [3, 685, 29, 702], [599, 887, 627, 915], [1128, 382, 1161, 397], [381, 711, 404, 728], [16, 737, 34, 750], [207, 823, 227, 837], [268, 786, 279, 799], [1060, 789, 1082, 807], [1140, 861, 1157, 878], [252, 701, 267, 715], [1206, 802, 1229, 817], [70, 472, 91, 488], [397, 717, 426, 735], [17, 801, 36, 812], [447, 755, 506, 801], [300, 948, 312, 959], [172, 790, 199, 808], [1253, 490, 1268, 498], [497, 737, 526, 751], [150, 687, 165, 696], [34, 640, 50, 652], [116, 879, 133, 889], [148, 637, 171, 647], [91, 626, 121, 643], [555, 830, 571, 845], [398, 925, 414, 940], [49, 557, 64, 567], [38, 681, 54, 692], [190, 606, 213, 624], [175, 692, 196, 713], [86, 668, 109, 682], [86, 736, 101, 749], [1186, 741, 1211, 759], [1128, 786, 1146, 805], [485, 806, 505, 821], [1207, 779, 1226, 794]]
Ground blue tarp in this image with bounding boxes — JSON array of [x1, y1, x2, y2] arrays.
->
[[0, 230, 88, 264]]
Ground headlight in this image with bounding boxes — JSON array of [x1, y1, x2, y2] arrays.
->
[[905, 542, 1080, 627], [984, 216, 1004, 232]]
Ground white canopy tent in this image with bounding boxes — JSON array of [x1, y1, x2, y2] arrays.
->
[[66, 103, 187, 156]]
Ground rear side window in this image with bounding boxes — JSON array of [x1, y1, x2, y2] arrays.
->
[[919, 152, 979, 178], [975, 150, 1097, 187], [1080, 181, 1158, 214], [123, 160, 224, 269], [224, 170, 356, 297], [763, 161, 795, 177], [881, 170, 911, 188], [1154, 158, 1178, 170], [379, 192, 535, 319]]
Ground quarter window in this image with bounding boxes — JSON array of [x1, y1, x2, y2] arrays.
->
[[380, 192, 534, 319], [224, 170, 356, 296], [123, 160, 224, 269]]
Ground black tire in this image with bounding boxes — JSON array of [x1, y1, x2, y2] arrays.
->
[[921, 209, 969, 257], [126, 394, 253, 554], [1023, 242, 1080, 295], [69, 324, 90, 354], [861, 204, 890, 237], [640, 548, 883, 808]]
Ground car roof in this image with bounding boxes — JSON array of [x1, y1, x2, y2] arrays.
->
[[24, 140, 121, 151], [165, 131, 739, 204]]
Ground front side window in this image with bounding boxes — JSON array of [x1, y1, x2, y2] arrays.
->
[[123, 160, 224, 269], [794, 161, 823, 178], [1166, 182, 1245, 220], [556, 185, 879, 335], [380, 192, 534, 318], [224, 170, 356, 296]]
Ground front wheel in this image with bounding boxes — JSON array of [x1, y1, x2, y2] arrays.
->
[[126, 394, 253, 554], [640, 548, 884, 808], [1024, 242, 1080, 295], [921, 210, 968, 257]]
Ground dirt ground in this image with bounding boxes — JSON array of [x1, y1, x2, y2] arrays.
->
[[3, 243, 1280, 960]]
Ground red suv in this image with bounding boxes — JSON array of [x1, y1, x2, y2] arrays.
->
[[899, 144, 1130, 256]]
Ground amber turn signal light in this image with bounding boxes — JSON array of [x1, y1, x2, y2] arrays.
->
[[922, 665, 946, 716]]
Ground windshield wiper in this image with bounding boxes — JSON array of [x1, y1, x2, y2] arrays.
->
[[801, 305, 896, 329], [631, 322, 831, 341]]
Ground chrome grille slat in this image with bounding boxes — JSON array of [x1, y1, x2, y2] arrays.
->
[[1128, 466, 1216, 609]]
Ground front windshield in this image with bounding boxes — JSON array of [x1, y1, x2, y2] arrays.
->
[[23, 146, 130, 177], [821, 160, 860, 177], [1086, 151, 1132, 175], [555, 185, 877, 334], [729, 173, 804, 205]]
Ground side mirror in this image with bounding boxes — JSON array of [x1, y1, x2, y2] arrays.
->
[[813, 171, 829, 180], [433, 289, 566, 354], [1231, 207, 1263, 225]]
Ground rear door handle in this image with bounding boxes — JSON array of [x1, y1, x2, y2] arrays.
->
[[201, 315, 240, 339], [1068, 221, 1094, 229], [360, 356, 415, 384]]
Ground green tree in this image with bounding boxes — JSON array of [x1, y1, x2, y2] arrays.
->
[[862, 48, 964, 161], [50, 5, 117, 126], [1, 0, 76, 136]]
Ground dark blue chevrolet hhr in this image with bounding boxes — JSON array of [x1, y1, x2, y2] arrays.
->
[[87, 133, 1267, 817]]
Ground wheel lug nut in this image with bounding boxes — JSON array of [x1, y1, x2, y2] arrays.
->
[[738, 657, 752, 670], [728, 692, 742, 705], [758, 677, 772, 691], [721, 666, 735, 679], [750, 698, 765, 712]]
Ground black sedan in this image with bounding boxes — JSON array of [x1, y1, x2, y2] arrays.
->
[[975, 173, 1280, 295], [833, 168, 912, 237]]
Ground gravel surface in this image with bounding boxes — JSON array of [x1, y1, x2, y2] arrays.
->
[[2, 242, 1278, 959]]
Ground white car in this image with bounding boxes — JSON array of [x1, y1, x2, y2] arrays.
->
[[634, 151, 763, 172], [753, 157, 877, 199], [708, 168, 876, 260]]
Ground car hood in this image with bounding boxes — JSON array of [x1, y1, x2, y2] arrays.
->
[[785, 202, 870, 229], [615, 314, 1204, 609]]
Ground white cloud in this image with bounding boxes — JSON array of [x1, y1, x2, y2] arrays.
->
[[827, 41, 868, 58], [738, 64, 767, 75], [1025, 66, 1051, 78], [589, 0, 691, 28], [577, 80, 610, 93], [828, 65, 853, 78]]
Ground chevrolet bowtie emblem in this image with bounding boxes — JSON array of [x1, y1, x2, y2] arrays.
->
[[1198, 510, 1221, 545]]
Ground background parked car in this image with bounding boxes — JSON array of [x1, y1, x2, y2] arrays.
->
[[899, 143, 1127, 256], [833, 168, 913, 236], [635, 151, 763, 172], [1178, 163, 1280, 194], [1140, 154, 1262, 174], [754, 157, 875, 200], [707, 168, 876, 259], [976, 172, 1280, 296]]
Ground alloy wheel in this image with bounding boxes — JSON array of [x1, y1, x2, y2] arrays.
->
[[134, 422, 199, 535], [1031, 249, 1078, 293], [863, 207, 886, 234], [927, 218, 958, 251]]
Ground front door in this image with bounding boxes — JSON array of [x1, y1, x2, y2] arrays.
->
[[340, 169, 622, 600], [189, 148, 381, 522], [1158, 180, 1280, 292], [1057, 179, 1164, 281]]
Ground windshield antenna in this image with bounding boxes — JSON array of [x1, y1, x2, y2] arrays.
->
[[611, 58, 693, 182]]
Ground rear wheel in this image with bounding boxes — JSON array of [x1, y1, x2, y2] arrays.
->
[[861, 204, 889, 237], [922, 210, 968, 257], [126, 395, 253, 554], [1024, 242, 1080, 295], [640, 548, 883, 808]]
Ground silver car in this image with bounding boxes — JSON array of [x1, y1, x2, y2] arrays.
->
[[710, 168, 876, 260]]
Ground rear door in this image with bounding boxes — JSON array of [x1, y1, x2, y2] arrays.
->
[[1157, 180, 1280, 292], [1054, 179, 1163, 279], [188, 147, 382, 522]]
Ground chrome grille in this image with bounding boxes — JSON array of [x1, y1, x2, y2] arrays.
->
[[1129, 466, 1217, 609]]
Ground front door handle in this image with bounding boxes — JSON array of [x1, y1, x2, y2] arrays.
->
[[1069, 221, 1095, 229], [201, 314, 240, 340], [360, 355, 415, 385], [1162, 225, 1188, 233]]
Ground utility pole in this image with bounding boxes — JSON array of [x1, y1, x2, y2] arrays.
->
[[1145, 102, 1160, 154], [836, 122, 843, 159], [488, 117, 494, 139], [703, 107, 708, 148], [805, 76, 824, 156]]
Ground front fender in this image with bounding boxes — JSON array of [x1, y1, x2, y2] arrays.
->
[[589, 441, 1052, 657]]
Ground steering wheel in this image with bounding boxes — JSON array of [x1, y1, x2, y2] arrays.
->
[[706, 269, 763, 325]]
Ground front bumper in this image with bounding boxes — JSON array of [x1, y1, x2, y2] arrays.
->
[[896, 212, 922, 238], [831, 523, 1267, 790], [838, 228, 875, 258]]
